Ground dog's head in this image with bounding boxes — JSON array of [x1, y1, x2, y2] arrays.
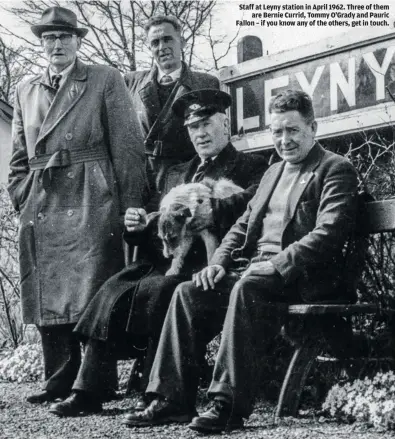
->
[[157, 204, 192, 258]]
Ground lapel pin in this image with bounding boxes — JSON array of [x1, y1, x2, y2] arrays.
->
[[300, 178, 307, 184]]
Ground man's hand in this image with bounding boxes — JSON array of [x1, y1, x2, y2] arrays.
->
[[241, 261, 276, 278], [125, 208, 148, 232], [193, 265, 226, 290]]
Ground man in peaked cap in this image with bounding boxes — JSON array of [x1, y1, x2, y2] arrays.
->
[[48, 88, 267, 417], [124, 89, 358, 431], [8, 6, 146, 407]]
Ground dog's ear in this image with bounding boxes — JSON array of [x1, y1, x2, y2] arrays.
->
[[147, 211, 161, 225]]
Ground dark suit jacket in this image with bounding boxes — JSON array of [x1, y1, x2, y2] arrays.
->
[[125, 142, 268, 266], [124, 62, 219, 163], [210, 144, 359, 302]]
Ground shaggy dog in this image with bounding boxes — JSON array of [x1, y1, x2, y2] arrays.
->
[[150, 178, 243, 276]]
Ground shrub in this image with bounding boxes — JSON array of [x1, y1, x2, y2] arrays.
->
[[322, 371, 395, 429], [0, 343, 43, 383]]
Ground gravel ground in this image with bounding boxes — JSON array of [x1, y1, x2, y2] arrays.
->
[[0, 381, 393, 439]]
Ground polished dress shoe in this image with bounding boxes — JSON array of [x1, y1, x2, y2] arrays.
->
[[133, 394, 148, 411], [26, 390, 66, 404], [49, 391, 102, 417], [122, 397, 196, 427], [188, 400, 244, 433]]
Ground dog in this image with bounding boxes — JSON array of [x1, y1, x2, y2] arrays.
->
[[149, 178, 243, 276]]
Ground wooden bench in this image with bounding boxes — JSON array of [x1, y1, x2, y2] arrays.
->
[[276, 199, 395, 418]]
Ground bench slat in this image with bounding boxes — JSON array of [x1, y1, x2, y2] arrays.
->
[[287, 303, 395, 316], [364, 199, 395, 233]]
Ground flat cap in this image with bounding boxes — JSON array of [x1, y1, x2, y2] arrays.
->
[[172, 89, 231, 126]]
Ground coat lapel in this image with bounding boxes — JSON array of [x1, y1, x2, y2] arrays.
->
[[205, 143, 237, 179], [236, 162, 284, 254], [283, 144, 325, 229], [36, 59, 88, 148], [142, 62, 195, 142], [138, 67, 161, 127], [32, 71, 54, 107]]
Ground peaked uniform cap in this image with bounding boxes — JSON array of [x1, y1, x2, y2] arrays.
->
[[31, 7, 89, 38], [172, 89, 232, 126]]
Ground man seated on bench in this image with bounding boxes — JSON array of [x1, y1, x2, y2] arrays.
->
[[124, 89, 359, 433], [47, 89, 267, 417]]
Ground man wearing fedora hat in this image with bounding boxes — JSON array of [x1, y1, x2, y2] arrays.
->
[[47, 88, 267, 416], [8, 6, 147, 405]]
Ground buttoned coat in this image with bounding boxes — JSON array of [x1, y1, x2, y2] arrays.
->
[[8, 59, 147, 326], [210, 144, 359, 302], [124, 62, 219, 184]]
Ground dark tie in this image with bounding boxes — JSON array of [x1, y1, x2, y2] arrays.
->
[[160, 75, 173, 85], [192, 158, 212, 183], [52, 74, 62, 91]]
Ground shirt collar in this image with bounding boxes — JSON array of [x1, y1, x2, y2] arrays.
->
[[49, 60, 76, 86], [157, 65, 182, 83], [199, 155, 217, 165]]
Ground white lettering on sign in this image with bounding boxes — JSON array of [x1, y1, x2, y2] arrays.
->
[[330, 59, 356, 112], [295, 65, 325, 98], [363, 46, 395, 101], [264, 75, 289, 126], [236, 88, 260, 132], [234, 44, 395, 132]]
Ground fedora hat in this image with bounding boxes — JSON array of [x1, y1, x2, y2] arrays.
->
[[31, 6, 88, 38]]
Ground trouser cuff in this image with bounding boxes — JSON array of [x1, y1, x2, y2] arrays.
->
[[208, 380, 252, 418]]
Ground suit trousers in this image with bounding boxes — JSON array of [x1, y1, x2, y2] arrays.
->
[[38, 324, 117, 397], [38, 324, 81, 395], [147, 272, 294, 417]]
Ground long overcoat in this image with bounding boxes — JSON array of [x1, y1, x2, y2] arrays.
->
[[8, 59, 147, 326]]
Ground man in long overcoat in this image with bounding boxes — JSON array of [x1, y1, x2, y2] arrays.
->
[[8, 7, 146, 404], [124, 89, 359, 431], [48, 89, 268, 416], [124, 15, 219, 192]]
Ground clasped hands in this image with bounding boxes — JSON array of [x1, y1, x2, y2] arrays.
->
[[193, 260, 276, 291]]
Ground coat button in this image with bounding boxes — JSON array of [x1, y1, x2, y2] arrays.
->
[[67, 209, 74, 217], [65, 133, 73, 141], [67, 171, 74, 179], [37, 212, 44, 220]]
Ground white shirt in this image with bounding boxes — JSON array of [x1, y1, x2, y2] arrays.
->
[[49, 60, 76, 89], [157, 65, 182, 83]]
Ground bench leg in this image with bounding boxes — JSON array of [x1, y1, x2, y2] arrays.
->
[[126, 357, 144, 396], [275, 343, 321, 418]]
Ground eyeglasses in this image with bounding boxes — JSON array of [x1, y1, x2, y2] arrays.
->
[[41, 33, 75, 47]]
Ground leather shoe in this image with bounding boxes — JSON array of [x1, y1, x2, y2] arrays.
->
[[133, 394, 148, 411], [188, 400, 244, 433], [122, 397, 196, 427], [26, 390, 66, 404], [49, 391, 102, 417]]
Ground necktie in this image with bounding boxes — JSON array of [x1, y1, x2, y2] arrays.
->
[[192, 158, 212, 183], [160, 75, 173, 85], [52, 75, 62, 91]]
